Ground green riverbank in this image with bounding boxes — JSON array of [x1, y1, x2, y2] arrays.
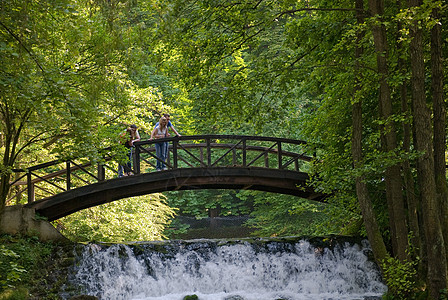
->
[[0, 234, 75, 300]]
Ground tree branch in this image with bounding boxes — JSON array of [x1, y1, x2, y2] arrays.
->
[[0, 20, 45, 73]]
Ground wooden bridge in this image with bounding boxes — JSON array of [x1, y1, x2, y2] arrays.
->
[[10, 135, 325, 221]]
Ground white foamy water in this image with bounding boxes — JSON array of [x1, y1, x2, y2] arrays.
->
[[68, 239, 387, 300]]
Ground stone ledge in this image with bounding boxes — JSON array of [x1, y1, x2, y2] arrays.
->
[[0, 205, 69, 242]]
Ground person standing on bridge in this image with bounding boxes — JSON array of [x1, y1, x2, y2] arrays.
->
[[154, 113, 181, 137], [150, 116, 169, 171], [118, 124, 141, 177], [154, 114, 181, 166]]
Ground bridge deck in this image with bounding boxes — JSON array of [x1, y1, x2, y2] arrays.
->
[[9, 135, 324, 220]]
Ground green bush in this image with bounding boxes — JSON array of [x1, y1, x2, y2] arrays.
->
[[440, 289, 448, 300], [0, 287, 28, 300], [381, 256, 418, 300], [0, 235, 58, 298], [0, 246, 26, 291]]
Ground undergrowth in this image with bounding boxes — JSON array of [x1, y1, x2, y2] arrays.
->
[[0, 234, 73, 300]]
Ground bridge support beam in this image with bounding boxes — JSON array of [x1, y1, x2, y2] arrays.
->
[[24, 167, 326, 222]]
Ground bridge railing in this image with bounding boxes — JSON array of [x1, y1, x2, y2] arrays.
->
[[9, 135, 312, 204], [9, 153, 119, 204], [134, 135, 311, 174]]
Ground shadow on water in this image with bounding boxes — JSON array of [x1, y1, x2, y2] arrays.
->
[[170, 216, 255, 240]]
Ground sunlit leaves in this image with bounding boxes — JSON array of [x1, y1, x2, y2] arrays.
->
[[156, 0, 321, 133], [58, 194, 176, 242], [0, 0, 169, 167]]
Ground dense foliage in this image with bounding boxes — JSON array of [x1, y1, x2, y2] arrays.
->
[[58, 195, 175, 242], [152, 0, 448, 298], [239, 191, 333, 237], [0, 235, 64, 299], [1, 0, 448, 298]]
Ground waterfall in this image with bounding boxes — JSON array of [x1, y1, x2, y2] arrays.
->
[[66, 237, 387, 300]]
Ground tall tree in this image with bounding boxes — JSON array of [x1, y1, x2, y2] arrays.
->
[[0, 0, 163, 212], [396, 0, 421, 263], [407, 0, 447, 297], [430, 4, 448, 260], [368, 0, 409, 261], [352, 0, 388, 265]]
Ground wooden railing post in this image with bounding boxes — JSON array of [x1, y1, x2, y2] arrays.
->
[[278, 142, 282, 169], [133, 146, 140, 174], [97, 163, 105, 181], [173, 139, 178, 169], [206, 137, 211, 167], [242, 138, 247, 166], [27, 171, 34, 203], [66, 161, 71, 190], [232, 148, 237, 165]]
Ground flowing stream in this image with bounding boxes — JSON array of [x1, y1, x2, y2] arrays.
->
[[66, 237, 387, 300]]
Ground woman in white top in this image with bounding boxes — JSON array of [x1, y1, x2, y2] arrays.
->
[[150, 116, 169, 171]]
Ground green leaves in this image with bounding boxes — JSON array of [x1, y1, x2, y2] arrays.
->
[[0, 245, 26, 290], [0, 235, 54, 294], [0, 0, 171, 202], [156, 0, 316, 132], [240, 190, 332, 237], [381, 255, 418, 299], [58, 194, 176, 242]]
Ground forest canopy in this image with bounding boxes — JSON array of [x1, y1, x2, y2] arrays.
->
[[1, 0, 447, 298]]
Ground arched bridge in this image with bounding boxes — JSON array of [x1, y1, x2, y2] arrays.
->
[[10, 135, 325, 221]]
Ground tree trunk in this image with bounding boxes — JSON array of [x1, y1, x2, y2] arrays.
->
[[0, 175, 10, 215], [430, 6, 448, 260], [408, 0, 447, 297], [0, 130, 13, 216], [400, 67, 423, 267], [368, 0, 409, 261], [352, 0, 388, 266], [396, 0, 421, 264]]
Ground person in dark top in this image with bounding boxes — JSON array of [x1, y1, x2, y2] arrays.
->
[[118, 124, 140, 177]]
